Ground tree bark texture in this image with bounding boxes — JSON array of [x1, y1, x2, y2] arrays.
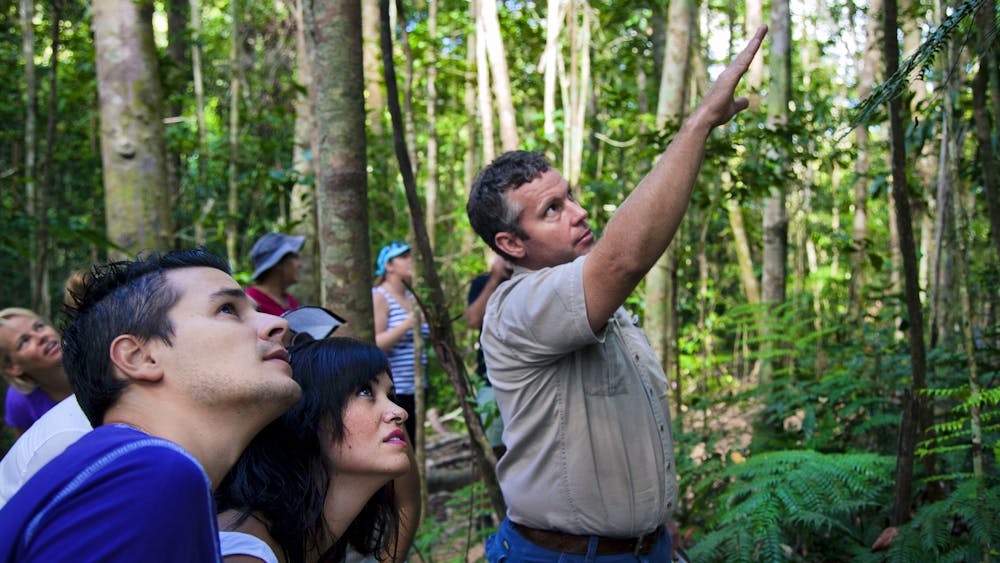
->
[[93, 0, 173, 258], [305, 0, 375, 340]]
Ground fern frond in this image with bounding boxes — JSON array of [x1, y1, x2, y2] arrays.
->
[[845, 0, 993, 132]]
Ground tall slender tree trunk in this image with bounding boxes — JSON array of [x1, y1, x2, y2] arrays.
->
[[479, 0, 519, 151], [305, 0, 375, 340], [393, 0, 418, 176], [885, 0, 931, 525], [93, 0, 172, 257], [760, 0, 790, 383], [952, 175, 990, 563], [289, 0, 319, 305], [744, 0, 764, 109], [424, 0, 439, 249], [37, 0, 65, 316], [362, 0, 385, 135], [165, 0, 188, 243], [190, 0, 207, 182], [562, 0, 589, 188], [475, 0, 496, 163], [21, 0, 44, 313], [226, 0, 241, 268], [849, 0, 882, 318], [379, 0, 505, 523], [973, 2, 1000, 262], [463, 4, 479, 195], [542, 0, 562, 140]]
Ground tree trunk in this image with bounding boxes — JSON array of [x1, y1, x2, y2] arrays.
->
[[37, 0, 65, 317], [930, 110, 953, 349], [362, 0, 385, 135], [424, 0, 439, 249], [190, 0, 207, 182], [475, 0, 496, 164], [885, 0, 931, 524], [562, 0, 589, 188], [226, 0, 241, 268], [848, 0, 882, 318], [762, 0, 789, 308], [463, 4, 479, 196], [760, 0, 790, 384], [744, 0, 764, 109], [21, 0, 43, 314], [479, 0, 519, 152], [305, 0, 375, 340], [380, 0, 505, 523], [726, 197, 761, 303], [973, 2, 1000, 262], [952, 172, 989, 563], [289, 0, 319, 306], [93, 0, 172, 258], [165, 0, 188, 243], [542, 0, 562, 140], [393, 0, 418, 176]]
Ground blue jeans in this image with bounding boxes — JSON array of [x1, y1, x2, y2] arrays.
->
[[485, 517, 672, 562]]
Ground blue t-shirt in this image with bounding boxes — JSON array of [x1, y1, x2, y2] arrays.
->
[[0, 424, 221, 562]]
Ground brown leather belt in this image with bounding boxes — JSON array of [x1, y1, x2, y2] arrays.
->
[[511, 522, 662, 556]]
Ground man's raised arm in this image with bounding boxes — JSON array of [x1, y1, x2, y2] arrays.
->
[[582, 25, 768, 331]]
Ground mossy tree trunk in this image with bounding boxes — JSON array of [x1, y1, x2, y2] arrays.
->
[[93, 0, 172, 258], [305, 0, 375, 341]]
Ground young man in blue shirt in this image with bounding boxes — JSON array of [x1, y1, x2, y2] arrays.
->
[[0, 249, 302, 562]]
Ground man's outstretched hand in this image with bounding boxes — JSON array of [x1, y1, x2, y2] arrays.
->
[[693, 25, 768, 129]]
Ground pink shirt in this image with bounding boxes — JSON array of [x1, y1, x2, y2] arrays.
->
[[246, 286, 299, 316]]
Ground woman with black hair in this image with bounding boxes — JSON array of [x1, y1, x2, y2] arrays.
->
[[216, 337, 421, 563]]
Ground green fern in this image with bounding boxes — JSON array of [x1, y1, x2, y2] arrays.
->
[[687, 450, 894, 562], [853, 480, 1000, 562]]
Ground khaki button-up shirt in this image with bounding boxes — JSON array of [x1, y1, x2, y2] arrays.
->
[[482, 256, 677, 537]]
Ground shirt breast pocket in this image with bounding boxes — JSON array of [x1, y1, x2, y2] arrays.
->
[[580, 330, 630, 396]]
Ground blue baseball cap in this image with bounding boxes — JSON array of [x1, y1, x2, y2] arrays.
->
[[375, 241, 410, 276]]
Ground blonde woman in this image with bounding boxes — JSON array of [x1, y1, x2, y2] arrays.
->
[[0, 308, 73, 436]]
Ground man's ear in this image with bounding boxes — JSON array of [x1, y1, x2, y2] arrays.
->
[[108, 335, 164, 383], [494, 232, 526, 260]]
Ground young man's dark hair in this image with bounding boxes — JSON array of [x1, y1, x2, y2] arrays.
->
[[467, 150, 551, 261], [61, 249, 231, 427]]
